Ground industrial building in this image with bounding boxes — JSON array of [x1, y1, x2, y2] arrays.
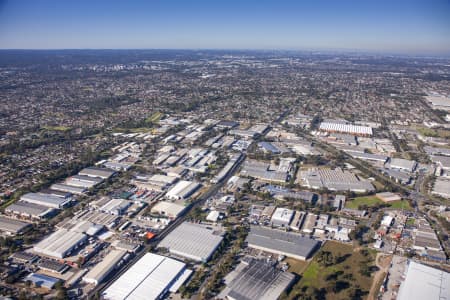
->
[[397, 261, 450, 300], [319, 122, 373, 136], [78, 167, 116, 179], [432, 178, 450, 198], [20, 192, 72, 209], [33, 229, 87, 259], [220, 258, 295, 300], [211, 153, 243, 184], [389, 158, 417, 173], [83, 249, 126, 285], [271, 208, 294, 227], [5, 201, 55, 220], [240, 160, 289, 183], [50, 183, 87, 195], [300, 168, 375, 192], [25, 273, 60, 289], [0, 216, 32, 236], [102, 253, 190, 300], [151, 201, 187, 219], [165, 180, 201, 200], [65, 175, 104, 188], [158, 222, 224, 262], [97, 198, 132, 215], [247, 226, 320, 260]]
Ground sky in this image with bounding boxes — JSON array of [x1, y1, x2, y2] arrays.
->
[[0, 0, 449, 55]]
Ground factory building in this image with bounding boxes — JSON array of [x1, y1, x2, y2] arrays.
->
[[247, 226, 320, 261], [300, 168, 375, 192], [158, 222, 224, 262], [5, 201, 55, 220], [271, 208, 294, 227], [65, 175, 104, 188], [165, 180, 201, 200], [389, 158, 418, 173], [50, 183, 87, 195], [319, 122, 373, 136], [103, 253, 190, 300], [0, 216, 32, 236], [78, 167, 116, 179], [397, 261, 450, 300], [83, 249, 126, 285], [151, 201, 187, 219], [20, 192, 72, 209], [33, 229, 87, 259], [219, 258, 295, 300]]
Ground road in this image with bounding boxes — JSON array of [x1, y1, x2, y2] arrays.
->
[[90, 153, 245, 299]]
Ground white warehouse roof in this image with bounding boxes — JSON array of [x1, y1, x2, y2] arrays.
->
[[83, 249, 126, 285], [165, 180, 201, 200], [397, 261, 450, 300], [33, 229, 87, 259], [158, 222, 224, 262], [319, 122, 373, 136], [102, 253, 187, 300], [20, 193, 71, 209]]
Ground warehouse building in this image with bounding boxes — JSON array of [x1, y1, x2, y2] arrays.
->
[[165, 180, 201, 200], [151, 201, 187, 219], [397, 261, 450, 300], [300, 168, 375, 192], [20, 192, 72, 209], [103, 253, 190, 300], [319, 122, 373, 136], [389, 158, 417, 173], [247, 226, 320, 260], [5, 201, 55, 220], [50, 183, 87, 195], [432, 178, 450, 198], [78, 167, 116, 179], [33, 229, 87, 259], [65, 175, 104, 188], [0, 216, 32, 236], [82, 249, 126, 285], [271, 208, 294, 227], [158, 222, 224, 262], [220, 258, 295, 300]]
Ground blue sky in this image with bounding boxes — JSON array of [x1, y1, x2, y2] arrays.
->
[[0, 0, 449, 54]]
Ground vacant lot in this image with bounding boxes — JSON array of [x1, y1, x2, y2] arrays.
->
[[345, 196, 383, 209], [387, 200, 413, 210], [283, 241, 376, 300]]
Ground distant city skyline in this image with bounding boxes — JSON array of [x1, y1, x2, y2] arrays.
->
[[0, 0, 449, 55]]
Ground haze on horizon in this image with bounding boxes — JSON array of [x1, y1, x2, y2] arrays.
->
[[0, 0, 449, 55]]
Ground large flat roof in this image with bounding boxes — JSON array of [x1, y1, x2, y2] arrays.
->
[[33, 229, 87, 258], [103, 253, 186, 300], [0, 216, 31, 234], [221, 259, 295, 300], [158, 222, 224, 262], [247, 226, 320, 260], [398, 261, 450, 300]]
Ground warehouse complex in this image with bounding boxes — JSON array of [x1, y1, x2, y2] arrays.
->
[[397, 261, 450, 300], [247, 226, 320, 260], [319, 122, 373, 136], [158, 222, 224, 262], [83, 249, 126, 285], [20, 192, 72, 209], [5, 201, 55, 220], [102, 253, 190, 300], [33, 229, 87, 259], [300, 168, 375, 192], [165, 180, 201, 200], [220, 258, 295, 300], [0, 216, 32, 236]]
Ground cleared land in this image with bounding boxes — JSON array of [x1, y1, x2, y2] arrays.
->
[[283, 241, 376, 300], [345, 196, 382, 209]]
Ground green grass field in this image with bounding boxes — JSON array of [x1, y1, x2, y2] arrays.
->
[[345, 196, 383, 209], [387, 200, 413, 210], [42, 125, 71, 131], [284, 241, 376, 300]]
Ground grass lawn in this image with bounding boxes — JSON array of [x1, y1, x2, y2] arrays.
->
[[406, 217, 416, 226], [42, 125, 71, 131], [146, 112, 163, 123], [284, 241, 376, 300], [387, 200, 413, 210], [345, 196, 383, 209], [284, 258, 309, 275]]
